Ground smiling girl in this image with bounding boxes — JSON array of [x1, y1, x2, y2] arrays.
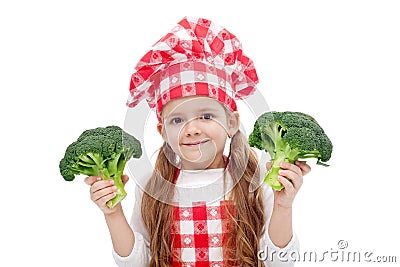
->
[[85, 17, 310, 267]]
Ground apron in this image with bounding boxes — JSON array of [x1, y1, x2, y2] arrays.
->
[[170, 168, 238, 267]]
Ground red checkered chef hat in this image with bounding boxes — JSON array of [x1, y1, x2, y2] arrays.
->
[[127, 16, 259, 122]]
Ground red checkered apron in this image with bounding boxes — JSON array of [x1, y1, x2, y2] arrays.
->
[[170, 169, 237, 267]]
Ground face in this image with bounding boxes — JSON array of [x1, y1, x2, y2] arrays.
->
[[158, 96, 239, 170]]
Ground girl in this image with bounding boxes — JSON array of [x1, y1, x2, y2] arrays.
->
[[85, 17, 311, 267]]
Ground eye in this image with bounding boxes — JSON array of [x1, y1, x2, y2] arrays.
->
[[170, 117, 183, 124], [200, 113, 213, 120]]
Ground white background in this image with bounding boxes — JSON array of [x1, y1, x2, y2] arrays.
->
[[1, 0, 399, 266]]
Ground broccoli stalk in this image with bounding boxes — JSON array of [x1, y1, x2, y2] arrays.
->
[[249, 111, 333, 191], [264, 141, 292, 190], [59, 126, 142, 208]]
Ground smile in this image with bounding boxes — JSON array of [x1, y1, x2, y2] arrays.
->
[[182, 140, 209, 147]]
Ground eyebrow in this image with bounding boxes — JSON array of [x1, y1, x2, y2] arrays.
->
[[167, 108, 220, 117], [165, 112, 184, 118], [198, 108, 220, 113]]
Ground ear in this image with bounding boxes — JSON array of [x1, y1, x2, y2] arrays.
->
[[227, 111, 240, 137], [157, 123, 165, 140]]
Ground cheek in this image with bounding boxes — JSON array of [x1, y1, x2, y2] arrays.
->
[[216, 134, 228, 149], [164, 127, 182, 147], [208, 126, 228, 148], [213, 122, 228, 138]]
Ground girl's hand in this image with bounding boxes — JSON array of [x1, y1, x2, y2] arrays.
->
[[267, 161, 311, 209], [84, 175, 129, 215]]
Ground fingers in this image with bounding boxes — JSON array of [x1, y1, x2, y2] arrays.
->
[[84, 176, 128, 214], [266, 162, 272, 171], [93, 190, 117, 210], [280, 162, 302, 177], [99, 192, 117, 207], [277, 175, 295, 193], [92, 186, 117, 203], [84, 176, 101, 186], [85, 175, 129, 187], [295, 161, 311, 175], [278, 162, 303, 190], [277, 171, 302, 191], [274, 161, 310, 208], [88, 179, 118, 212], [122, 174, 129, 185], [90, 179, 115, 193]]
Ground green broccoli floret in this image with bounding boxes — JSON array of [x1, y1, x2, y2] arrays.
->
[[59, 126, 142, 208], [249, 111, 333, 191]]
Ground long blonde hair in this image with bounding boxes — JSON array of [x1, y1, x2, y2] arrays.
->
[[141, 130, 266, 267]]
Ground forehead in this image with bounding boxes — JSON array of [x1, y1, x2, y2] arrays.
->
[[161, 96, 225, 116]]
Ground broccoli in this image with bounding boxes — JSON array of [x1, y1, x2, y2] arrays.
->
[[59, 126, 142, 208], [248, 111, 332, 191]]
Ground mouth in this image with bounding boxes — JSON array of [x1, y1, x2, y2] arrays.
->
[[182, 139, 210, 147]]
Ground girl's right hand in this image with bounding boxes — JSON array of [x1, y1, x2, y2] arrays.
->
[[84, 175, 129, 215]]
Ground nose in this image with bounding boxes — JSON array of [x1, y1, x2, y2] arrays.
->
[[183, 118, 201, 136]]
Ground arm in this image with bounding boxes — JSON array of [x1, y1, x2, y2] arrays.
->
[[104, 205, 135, 257], [84, 175, 135, 256], [267, 161, 310, 248], [85, 175, 151, 267], [268, 206, 293, 248], [258, 161, 309, 266]]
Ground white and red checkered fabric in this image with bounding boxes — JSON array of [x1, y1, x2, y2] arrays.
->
[[154, 61, 238, 118], [126, 16, 259, 121], [171, 200, 236, 267], [169, 168, 238, 266]]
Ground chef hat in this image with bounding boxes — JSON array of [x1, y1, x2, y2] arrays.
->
[[126, 16, 259, 122]]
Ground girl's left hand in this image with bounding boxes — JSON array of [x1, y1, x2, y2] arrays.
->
[[268, 161, 311, 208]]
